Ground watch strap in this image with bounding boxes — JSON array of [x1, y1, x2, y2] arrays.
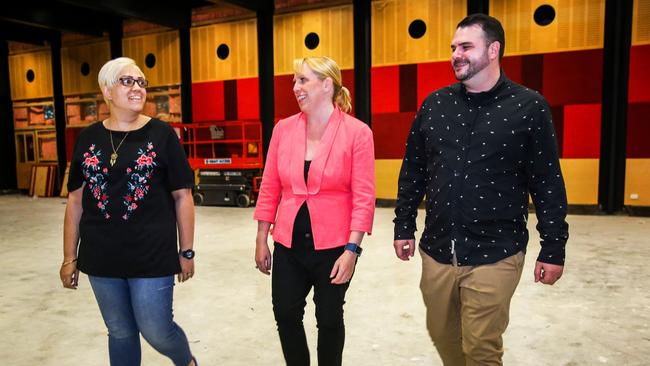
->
[[344, 243, 362, 256]]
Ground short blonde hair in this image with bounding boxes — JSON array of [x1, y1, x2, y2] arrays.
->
[[293, 56, 352, 113], [98, 57, 145, 91]]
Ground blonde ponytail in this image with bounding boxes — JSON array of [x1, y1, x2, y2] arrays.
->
[[335, 86, 352, 113]]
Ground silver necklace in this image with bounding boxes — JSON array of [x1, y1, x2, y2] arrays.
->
[[109, 130, 130, 166]]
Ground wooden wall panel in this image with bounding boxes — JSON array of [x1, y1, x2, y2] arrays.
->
[[274, 5, 354, 75], [61, 41, 110, 96], [8, 51, 53, 100], [633, 0, 650, 45], [122, 30, 181, 87], [372, 0, 466, 66], [491, 0, 605, 56], [191, 19, 258, 82]]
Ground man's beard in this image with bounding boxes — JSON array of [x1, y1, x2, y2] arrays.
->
[[453, 51, 490, 81]]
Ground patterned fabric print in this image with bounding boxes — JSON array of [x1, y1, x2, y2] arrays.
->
[[82, 144, 110, 219], [122, 142, 157, 220]]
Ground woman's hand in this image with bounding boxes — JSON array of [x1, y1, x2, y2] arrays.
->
[[255, 234, 272, 275], [178, 257, 195, 283], [330, 250, 357, 284], [60, 260, 79, 289]]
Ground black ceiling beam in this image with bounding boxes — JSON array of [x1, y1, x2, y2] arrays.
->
[[0, 20, 60, 46], [55, 0, 192, 29], [0, 1, 113, 37]]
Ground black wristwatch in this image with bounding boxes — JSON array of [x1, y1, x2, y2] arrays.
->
[[180, 249, 195, 259], [344, 243, 362, 257]]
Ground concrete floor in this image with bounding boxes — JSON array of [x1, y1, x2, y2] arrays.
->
[[0, 194, 649, 365]]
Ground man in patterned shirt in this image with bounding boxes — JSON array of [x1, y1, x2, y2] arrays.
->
[[393, 13, 569, 365]]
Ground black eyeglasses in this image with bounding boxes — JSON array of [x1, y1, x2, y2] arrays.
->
[[117, 76, 148, 88]]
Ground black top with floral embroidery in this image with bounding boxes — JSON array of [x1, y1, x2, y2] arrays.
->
[[394, 73, 569, 266], [68, 119, 193, 277]]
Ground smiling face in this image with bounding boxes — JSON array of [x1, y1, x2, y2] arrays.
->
[[450, 24, 496, 82], [292, 63, 332, 114], [103, 65, 147, 114]]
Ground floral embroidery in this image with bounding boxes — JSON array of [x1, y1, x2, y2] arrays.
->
[[81, 144, 110, 219], [122, 142, 157, 220]]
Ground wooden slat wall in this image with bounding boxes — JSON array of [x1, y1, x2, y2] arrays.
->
[[61, 41, 110, 96], [633, 0, 650, 45], [372, 0, 466, 66], [8, 51, 53, 100], [122, 30, 181, 87], [191, 19, 258, 82], [491, 0, 605, 56], [274, 5, 354, 75]]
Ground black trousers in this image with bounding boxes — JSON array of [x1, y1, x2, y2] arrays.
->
[[272, 237, 350, 366]]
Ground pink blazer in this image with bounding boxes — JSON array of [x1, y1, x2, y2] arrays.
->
[[254, 107, 376, 250]]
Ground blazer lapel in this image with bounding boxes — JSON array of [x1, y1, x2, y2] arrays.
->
[[291, 113, 308, 195], [308, 108, 342, 195]]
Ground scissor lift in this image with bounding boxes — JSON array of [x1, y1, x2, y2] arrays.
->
[[171, 121, 263, 207]]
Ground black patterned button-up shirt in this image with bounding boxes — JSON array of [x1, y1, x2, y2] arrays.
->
[[394, 73, 569, 266]]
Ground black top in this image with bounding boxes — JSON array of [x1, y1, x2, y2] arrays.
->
[[68, 119, 194, 277], [291, 161, 313, 243], [394, 73, 569, 266]]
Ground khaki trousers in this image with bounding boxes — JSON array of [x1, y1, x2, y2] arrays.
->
[[419, 249, 525, 366]]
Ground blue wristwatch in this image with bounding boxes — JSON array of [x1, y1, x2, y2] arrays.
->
[[344, 243, 362, 257]]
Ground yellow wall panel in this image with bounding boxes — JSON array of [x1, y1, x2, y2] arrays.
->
[[625, 159, 650, 206], [8, 51, 53, 100], [123, 30, 180, 87], [559, 159, 599, 205], [372, 0, 466, 66], [633, 0, 650, 45], [375, 159, 402, 199], [491, 0, 605, 56], [274, 5, 354, 75], [376, 158, 601, 204], [61, 41, 110, 96], [191, 19, 258, 82]]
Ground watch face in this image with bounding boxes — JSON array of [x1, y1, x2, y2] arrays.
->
[[181, 249, 195, 259]]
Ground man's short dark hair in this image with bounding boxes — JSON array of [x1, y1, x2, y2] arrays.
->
[[457, 13, 505, 61]]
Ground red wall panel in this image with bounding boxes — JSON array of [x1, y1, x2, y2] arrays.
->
[[562, 103, 601, 158], [627, 103, 650, 158], [192, 81, 224, 122], [501, 56, 523, 84], [371, 66, 400, 114], [237, 77, 260, 120], [372, 112, 415, 159], [274, 74, 300, 119], [628, 45, 650, 103], [416, 62, 457, 108], [542, 50, 603, 106]]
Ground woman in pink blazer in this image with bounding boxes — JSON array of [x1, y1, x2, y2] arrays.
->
[[254, 56, 375, 365]]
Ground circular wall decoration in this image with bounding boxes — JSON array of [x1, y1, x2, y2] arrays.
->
[[304, 32, 320, 50], [408, 19, 427, 39], [216, 44, 230, 60], [145, 53, 156, 68], [80, 62, 90, 76], [534, 5, 556, 26], [26, 69, 35, 82]]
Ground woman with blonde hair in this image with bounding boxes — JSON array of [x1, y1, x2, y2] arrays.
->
[[60, 57, 198, 366], [254, 56, 376, 365]]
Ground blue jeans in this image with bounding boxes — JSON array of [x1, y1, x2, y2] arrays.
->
[[88, 275, 193, 366]]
